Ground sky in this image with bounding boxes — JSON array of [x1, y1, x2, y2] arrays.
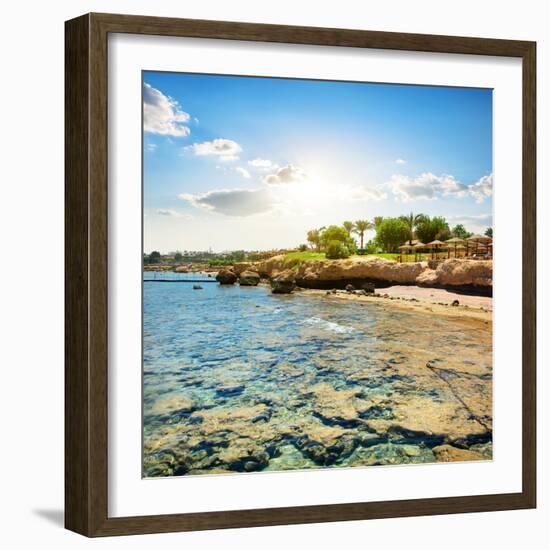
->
[[143, 71, 493, 253]]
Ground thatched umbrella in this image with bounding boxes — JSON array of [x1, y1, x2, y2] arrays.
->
[[445, 237, 465, 258], [426, 239, 446, 260], [398, 243, 413, 263], [467, 234, 492, 256], [413, 241, 426, 262], [454, 244, 467, 258]]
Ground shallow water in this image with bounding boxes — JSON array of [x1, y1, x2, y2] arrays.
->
[[143, 275, 493, 477]]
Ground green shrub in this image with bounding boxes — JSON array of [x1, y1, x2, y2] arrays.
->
[[326, 240, 351, 259]]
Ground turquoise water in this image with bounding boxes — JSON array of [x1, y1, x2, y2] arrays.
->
[[143, 275, 493, 477]]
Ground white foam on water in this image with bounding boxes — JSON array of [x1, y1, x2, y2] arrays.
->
[[301, 316, 356, 334]]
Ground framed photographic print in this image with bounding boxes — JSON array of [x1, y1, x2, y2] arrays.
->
[[65, 13, 536, 537]]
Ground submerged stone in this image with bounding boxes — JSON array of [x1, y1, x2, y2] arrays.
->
[[432, 444, 485, 462]]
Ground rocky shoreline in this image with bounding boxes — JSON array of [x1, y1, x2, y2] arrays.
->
[[223, 255, 493, 295], [210, 255, 494, 314]]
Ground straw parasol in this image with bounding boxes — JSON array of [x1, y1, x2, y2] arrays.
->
[[468, 234, 492, 242], [467, 234, 492, 256], [426, 239, 447, 260], [412, 241, 426, 261], [398, 243, 413, 263], [454, 244, 466, 257], [445, 236, 465, 258]]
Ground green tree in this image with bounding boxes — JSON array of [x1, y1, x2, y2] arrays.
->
[[231, 250, 246, 262], [353, 219, 373, 249], [326, 240, 351, 259], [320, 225, 357, 255], [148, 251, 161, 264], [375, 218, 410, 253], [485, 227, 493, 238], [451, 224, 472, 240], [364, 239, 379, 254], [174, 251, 183, 262], [306, 228, 322, 251], [399, 212, 426, 245], [415, 216, 450, 244], [373, 216, 384, 229], [342, 221, 354, 236]]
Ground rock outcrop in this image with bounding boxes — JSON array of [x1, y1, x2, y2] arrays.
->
[[270, 269, 296, 294], [257, 255, 287, 277], [238, 270, 260, 286], [294, 257, 427, 288], [232, 262, 258, 276], [429, 259, 492, 288], [230, 256, 492, 291], [215, 268, 237, 285]]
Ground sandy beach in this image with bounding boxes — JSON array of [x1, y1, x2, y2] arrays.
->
[[300, 285, 492, 324]]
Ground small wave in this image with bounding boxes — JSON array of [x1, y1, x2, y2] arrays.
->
[[301, 316, 356, 334]]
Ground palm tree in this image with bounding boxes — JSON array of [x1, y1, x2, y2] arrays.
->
[[353, 219, 373, 249], [399, 212, 425, 245], [342, 221, 354, 236], [306, 228, 322, 252]]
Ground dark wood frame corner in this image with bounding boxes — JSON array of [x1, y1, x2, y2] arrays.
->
[[65, 12, 537, 537]]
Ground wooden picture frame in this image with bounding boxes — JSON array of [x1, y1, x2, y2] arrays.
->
[[65, 12, 536, 537]]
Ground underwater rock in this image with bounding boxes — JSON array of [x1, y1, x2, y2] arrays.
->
[[366, 394, 490, 444], [306, 383, 361, 426], [190, 404, 276, 440], [216, 384, 245, 397], [432, 444, 485, 462], [216, 438, 270, 471], [146, 395, 195, 418], [347, 443, 435, 467], [264, 444, 317, 472]]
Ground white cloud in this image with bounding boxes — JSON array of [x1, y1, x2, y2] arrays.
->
[[387, 172, 468, 202], [349, 185, 388, 201], [156, 209, 189, 218], [146, 143, 157, 153], [235, 167, 251, 179], [143, 83, 191, 137], [186, 139, 242, 161], [468, 173, 493, 203], [248, 158, 277, 170], [263, 164, 307, 185], [387, 172, 493, 203], [179, 188, 273, 216], [395, 158, 407, 165], [450, 213, 493, 225]]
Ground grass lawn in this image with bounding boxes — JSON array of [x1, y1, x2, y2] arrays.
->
[[283, 251, 413, 264]]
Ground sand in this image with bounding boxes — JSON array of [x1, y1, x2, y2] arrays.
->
[[299, 285, 492, 323]]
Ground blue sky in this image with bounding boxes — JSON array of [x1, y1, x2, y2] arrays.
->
[[143, 71, 493, 253]]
